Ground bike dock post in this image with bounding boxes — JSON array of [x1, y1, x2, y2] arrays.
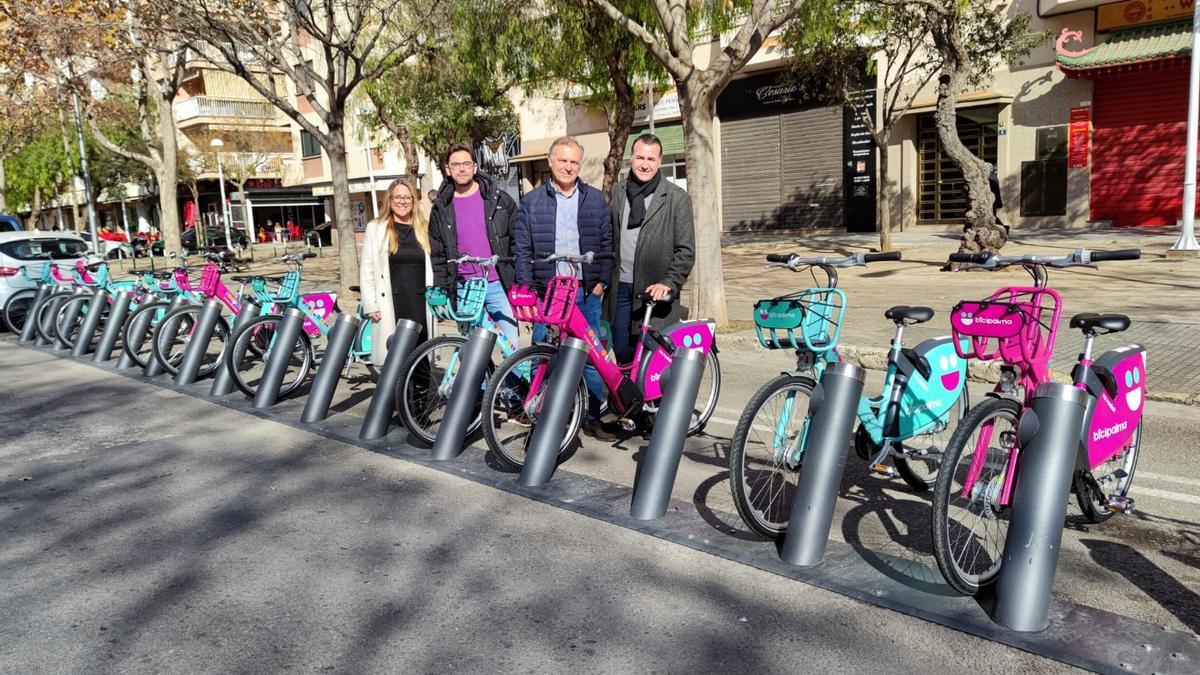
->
[[70, 289, 109, 357], [359, 319, 422, 440], [430, 327, 497, 461], [19, 284, 51, 344], [992, 383, 1089, 632], [142, 295, 190, 378], [173, 298, 224, 386], [630, 348, 706, 520], [53, 288, 87, 352], [93, 290, 133, 363], [301, 313, 361, 424], [519, 336, 590, 487], [252, 307, 307, 409], [209, 299, 261, 397], [779, 362, 866, 567]]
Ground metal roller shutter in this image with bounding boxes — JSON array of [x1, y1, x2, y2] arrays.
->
[[721, 108, 844, 230]]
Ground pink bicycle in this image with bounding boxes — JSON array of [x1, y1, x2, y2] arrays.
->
[[931, 247, 1145, 595], [480, 252, 721, 471]]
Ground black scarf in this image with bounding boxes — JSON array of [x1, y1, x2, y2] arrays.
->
[[625, 171, 661, 230]]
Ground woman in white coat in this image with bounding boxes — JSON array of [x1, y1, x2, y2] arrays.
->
[[359, 177, 435, 365]]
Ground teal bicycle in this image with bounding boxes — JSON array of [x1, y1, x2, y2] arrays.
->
[[396, 254, 520, 446], [223, 252, 372, 398], [729, 252, 969, 539]]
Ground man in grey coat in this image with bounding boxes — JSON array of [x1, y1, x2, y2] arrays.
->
[[604, 133, 695, 363]]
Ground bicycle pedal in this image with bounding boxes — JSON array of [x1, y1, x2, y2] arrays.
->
[[618, 417, 637, 431], [870, 463, 897, 478], [1105, 496, 1134, 514]]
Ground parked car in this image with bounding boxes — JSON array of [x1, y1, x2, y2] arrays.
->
[[77, 231, 136, 259], [150, 226, 249, 256], [0, 215, 23, 232], [0, 231, 89, 330]]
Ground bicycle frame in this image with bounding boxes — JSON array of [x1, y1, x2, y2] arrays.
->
[[424, 267, 523, 397]]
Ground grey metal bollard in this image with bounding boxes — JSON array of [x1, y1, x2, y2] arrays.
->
[[359, 319, 423, 440], [19, 284, 51, 344], [252, 307, 307, 409], [519, 336, 590, 487], [71, 289, 109, 357], [430, 327, 497, 461], [142, 295, 191, 378], [992, 383, 1089, 633], [779, 362, 866, 566], [301, 313, 361, 423], [174, 298, 225, 386], [631, 348, 706, 520], [117, 300, 159, 369], [93, 291, 133, 363], [209, 298, 261, 396], [53, 288, 87, 351]]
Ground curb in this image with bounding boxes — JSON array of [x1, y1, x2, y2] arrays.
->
[[719, 333, 1199, 407]]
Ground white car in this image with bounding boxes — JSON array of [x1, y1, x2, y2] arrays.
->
[[0, 231, 90, 332]]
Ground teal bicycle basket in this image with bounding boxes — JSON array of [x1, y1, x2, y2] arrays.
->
[[753, 287, 845, 352]]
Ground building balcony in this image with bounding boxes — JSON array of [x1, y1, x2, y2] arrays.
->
[[175, 96, 278, 129], [1039, 0, 1109, 16], [196, 152, 291, 180]]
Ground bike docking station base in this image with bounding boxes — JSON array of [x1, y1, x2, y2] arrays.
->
[[253, 307, 307, 409], [71, 288, 109, 357], [359, 319, 422, 441], [209, 299, 261, 397], [19, 283, 51, 345], [174, 298, 224, 386], [993, 383, 1089, 633], [93, 290, 132, 364], [11, 323, 1200, 675], [301, 312, 361, 424], [780, 362, 866, 567], [520, 336, 590, 487], [431, 326, 497, 461], [630, 347, 706, 521]]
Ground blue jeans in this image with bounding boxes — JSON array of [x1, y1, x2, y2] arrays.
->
[[532, 286, 606, 421], [612, 281, 635, 364], [458, 279, 519, 351]]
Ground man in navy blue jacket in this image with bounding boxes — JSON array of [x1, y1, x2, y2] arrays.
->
[[514, 136, 614, 440]]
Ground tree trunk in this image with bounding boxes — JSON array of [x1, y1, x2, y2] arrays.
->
[[397, 125, 420, 188], [157, 92, 182, 254], [326, 127, 359, 302], [29, 185, 42, 229], [0, 161, 7, 213], [57, 110, 82, 231], [600, 54, 635, 199], [678, 84, 728, 326], [877, 139, 893, 251]]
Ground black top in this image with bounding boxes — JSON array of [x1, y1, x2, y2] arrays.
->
[[388, 222, 427, 340]]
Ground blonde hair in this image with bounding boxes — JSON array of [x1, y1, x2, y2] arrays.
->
[[374, 178, 430, 254]]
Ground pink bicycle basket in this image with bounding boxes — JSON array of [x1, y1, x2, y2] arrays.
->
[[949, 287, 1061, 365]]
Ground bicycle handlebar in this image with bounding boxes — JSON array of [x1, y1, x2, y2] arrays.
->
[[766, 251, 903, 269], [450, 254, 515, 266], [1088, 248, 1141, 262], [949, 247, 1142, 270], [537, 252, 614, 263], [948, 252, 990, 264]]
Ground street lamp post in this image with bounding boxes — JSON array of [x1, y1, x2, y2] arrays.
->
[[210, 138, 234, 252], [1172, 6, 1200, 254]]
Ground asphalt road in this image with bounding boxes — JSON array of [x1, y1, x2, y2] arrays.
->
[[0, 339, 1089, 673]]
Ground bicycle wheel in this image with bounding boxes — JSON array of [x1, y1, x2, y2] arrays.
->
[[3, 288, 36, 333], [1074, 426, 1141, 524], [894, 387, 970, 492], [54, 295, 94, 350], [931, 397, 1021, 595], [121, 301, 169, 369], [34, 289, 73, 343], [152, 304, 231, 378], [226, 314, 313, 398], [481, 344, 586, 471], [397, 335, 472, 446], [687, 350, 723, 435], [729, 374, 816, 539]]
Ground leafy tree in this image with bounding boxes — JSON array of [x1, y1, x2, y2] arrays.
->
[[4, 126, 71, 228]]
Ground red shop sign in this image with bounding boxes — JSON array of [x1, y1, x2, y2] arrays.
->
[[1068, 106, 1090, 169]]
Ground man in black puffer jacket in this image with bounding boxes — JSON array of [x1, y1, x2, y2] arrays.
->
[[513, 136, 614, 440]]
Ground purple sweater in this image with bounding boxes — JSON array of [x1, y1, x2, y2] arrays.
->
[[452, 190, 498, 281]]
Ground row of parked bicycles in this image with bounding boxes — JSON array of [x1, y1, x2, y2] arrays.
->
[[6, 244, 1147, 599]]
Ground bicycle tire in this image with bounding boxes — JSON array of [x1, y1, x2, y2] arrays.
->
[[34, 289, 73, 343], [54, 295, 94, 350], [1074, 425, 1141, 523], [121, 300, 169, 369], [893, 386, 970, 492], [152, 304, 231, 378], [481, 344, 586, 471], [397, 335, 471, 446], [729, 374, 815, 539], [931, 396, 1021, 596], [226, 314, 313, 398], [3, 288, 36, 333]]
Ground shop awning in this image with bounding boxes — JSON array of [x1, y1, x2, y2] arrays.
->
[[904, 90, 1012, 115], [1057, 20, 1191, 78], [623, 123, 685, 158]]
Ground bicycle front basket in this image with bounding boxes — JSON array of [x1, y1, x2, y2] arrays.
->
[[199, 263, 221, 297]]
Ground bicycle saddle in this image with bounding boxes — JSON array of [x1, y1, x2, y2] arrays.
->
[[637, 290, 675, 303], [885, 305, 934, 325], [1069, 313, 1130, 335], [349, 285, 360, 293]]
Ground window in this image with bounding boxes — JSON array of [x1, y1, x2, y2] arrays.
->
[[917, 107, 999, 223], [300, 130, 321, 159], [0, 238, 89, 260]]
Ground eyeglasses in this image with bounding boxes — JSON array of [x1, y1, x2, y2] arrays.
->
[[390, 196, 414, 203], [447, 161, 475, 170]]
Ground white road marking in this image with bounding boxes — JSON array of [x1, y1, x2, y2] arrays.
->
[[1136, 470, 1200, 490], [1133, 486, 1200, 507]]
